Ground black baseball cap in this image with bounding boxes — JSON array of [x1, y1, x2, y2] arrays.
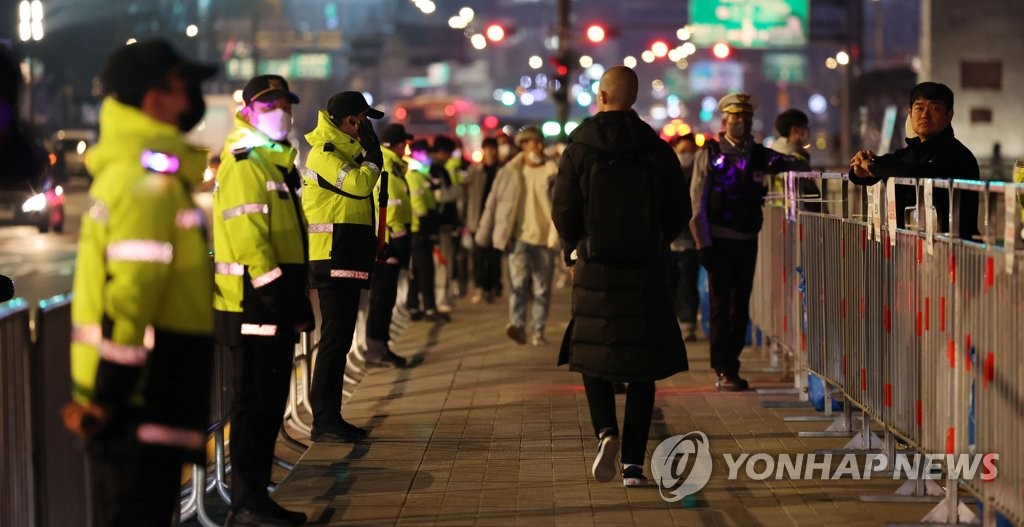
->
[[242, 74, 300, 106], [380, 124, 414, 147], [327, 91, 384, 121], [102, 40, 218, 107]]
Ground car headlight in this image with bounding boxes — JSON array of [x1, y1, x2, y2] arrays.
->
[[22, 193, 47, 213]]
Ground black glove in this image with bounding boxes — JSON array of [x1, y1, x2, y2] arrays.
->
[[254, 279, 294, 328], [294, 295, 315, 333], [698, 247, 715, 272], [358, 117, 383, 167], [376, 242, 392, 262]]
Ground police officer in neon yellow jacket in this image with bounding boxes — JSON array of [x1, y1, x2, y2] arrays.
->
[[404, 139, 444, 319], [364, 124, 415, 368], [302, 91, 385, 442], [66, 41, 216, 526], [213, 75, 311, 526]]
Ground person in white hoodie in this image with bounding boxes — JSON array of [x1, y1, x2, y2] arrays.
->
[[475, 126, 561, 346]]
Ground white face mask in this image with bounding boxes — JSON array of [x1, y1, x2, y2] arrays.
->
[[255, 108, 292, 141], [526, 151, 543, 165], [498, 143, 511, 159]]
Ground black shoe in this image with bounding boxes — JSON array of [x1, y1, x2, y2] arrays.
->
[[310, 420, 368, 443], [226, 502, 306, 526], [426, 310, 451, 323], [591, 429, 619, 483], [612, 381, 627, 394], [410, 311, 424, 321], [716, 373, 750, 391], [366, 350, 408, 368], [505, 324, 527, 345], [622, 465, 648, 487]]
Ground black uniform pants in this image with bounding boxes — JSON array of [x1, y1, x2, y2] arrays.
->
[[582, 375, 656, 466], [473, 245, 503, 294], [706, 237, 758, 376], [406, 232, 437, 312], [87, 426, 183, 526], [669, 249, 699, 324], [310, 285, 361, 430], [228, 332, 295, 510]]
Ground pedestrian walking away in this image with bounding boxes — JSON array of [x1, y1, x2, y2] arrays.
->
[[553, 65, 689, 487]]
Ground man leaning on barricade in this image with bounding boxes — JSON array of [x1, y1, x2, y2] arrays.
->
[[214, 74, 312, 526], [849, 81, 980, 239], [62, 40, 217, 526]]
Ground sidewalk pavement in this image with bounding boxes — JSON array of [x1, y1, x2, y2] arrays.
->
[[269, 286, 943, 526]]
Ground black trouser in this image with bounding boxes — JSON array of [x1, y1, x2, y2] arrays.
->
[[310, 285, 361, 430], [706, 237, 759, 376], [228, 333, 295, 510], [582, 375, 656, 466], [669, 249, 699, 324], [406, 231, 437, 312], [473, 245, 503, 294], [88, 332, 213, 526], [367, 234, 410, 349], [87, 425, 183, 526]]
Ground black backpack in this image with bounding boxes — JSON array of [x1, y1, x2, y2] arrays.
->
[[581, 147, 665, 266]]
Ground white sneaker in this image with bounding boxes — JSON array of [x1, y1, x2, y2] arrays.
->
[[591, 430, 620, 483]]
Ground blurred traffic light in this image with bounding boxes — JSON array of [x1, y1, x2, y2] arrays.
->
[[485, 23, 506, 42], [585, 24, 606, 43], [712, 42, 731, 59], [550, 54, 570, 105]]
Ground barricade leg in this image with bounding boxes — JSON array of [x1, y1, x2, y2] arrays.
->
[[190, 464, 219, 527], [214, 426, 231, 505]]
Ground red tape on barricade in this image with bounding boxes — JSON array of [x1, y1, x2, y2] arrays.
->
[[948, 340, 956, 369], [884, 384, 892, 407], [861, 368, 867, 391], [801, 332, 806, 352], [940, 296, 946, 332], [949, 254, 957, 284], [916, 400, 922, 426], [925, 297, 930, 331], [985, 256, 994, 290], [917, 239, 923, 264], [965, 334, 973, 372], [884, 306, 891, 333], [946, 427, 955, 454]]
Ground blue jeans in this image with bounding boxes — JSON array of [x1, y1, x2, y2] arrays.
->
[[508, 240, 555, 334]]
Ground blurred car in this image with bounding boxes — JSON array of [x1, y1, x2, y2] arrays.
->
[[0, 172, 65, 233], [49, 128, 97, 182]]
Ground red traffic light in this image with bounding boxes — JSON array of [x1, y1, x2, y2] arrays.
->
[[550, 55, 569, 76], [485, 24, 505, 42], [483, 115, 499, 129], [712, 42, 731, 59], [586, 24, 606, 43]]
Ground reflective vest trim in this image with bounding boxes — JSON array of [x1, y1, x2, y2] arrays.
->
[[89, 199, 109, 223], [136, 423, 205, 450], [107, 240, 174, 264], [240, 323, 278, 336], [215, 262, 245, 276], [309, 223, 333, 233], [266, 181, 289, 192], [251, 266, 282, 289], [222, 203, 269, 220], [175, 208, 204, 230], [362, 161, 380, 174], [301, 167, 318, 183], [73, 323, 102, 346], [99, 339, 148, 366], [391, 229, 408, 238], [387, 199, 403, 206], [336, 164, 357, 188], [330, 269, 369, 280]]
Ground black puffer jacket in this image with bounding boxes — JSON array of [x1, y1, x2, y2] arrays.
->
[[552, 110, 688, 382], [850, 126, 979, 238]]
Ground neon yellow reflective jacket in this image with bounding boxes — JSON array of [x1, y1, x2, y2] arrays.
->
[[71, 98, 213, 405], [377, 146, 413, 241], [213, 113, 308, 341], [302, 110, 380, 287], [405, 158, 438, 234]]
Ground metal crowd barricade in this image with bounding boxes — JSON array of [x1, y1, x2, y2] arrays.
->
[[0, 298, 35, 527], [751, 172, 1024, 525], [32, 294, 91, 527]]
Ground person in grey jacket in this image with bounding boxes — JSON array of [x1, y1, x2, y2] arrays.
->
[[475, 127, 560, 346]]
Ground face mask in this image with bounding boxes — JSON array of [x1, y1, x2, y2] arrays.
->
[[526, 151, 543, 165], [726, 120, 748, 140], [255, 108, 292, 141], [177, 83, 206, 132], [677, 152, 694, 167], [498, 143, 511, 159]]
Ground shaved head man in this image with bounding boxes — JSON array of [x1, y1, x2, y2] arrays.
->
[[597, 66, 639, 111], [553, 65, 689, 487]]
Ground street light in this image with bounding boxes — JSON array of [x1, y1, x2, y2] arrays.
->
[[19, 0, 44, 126], [836, 51, 850, 66], [186, 24, 199, 38]]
